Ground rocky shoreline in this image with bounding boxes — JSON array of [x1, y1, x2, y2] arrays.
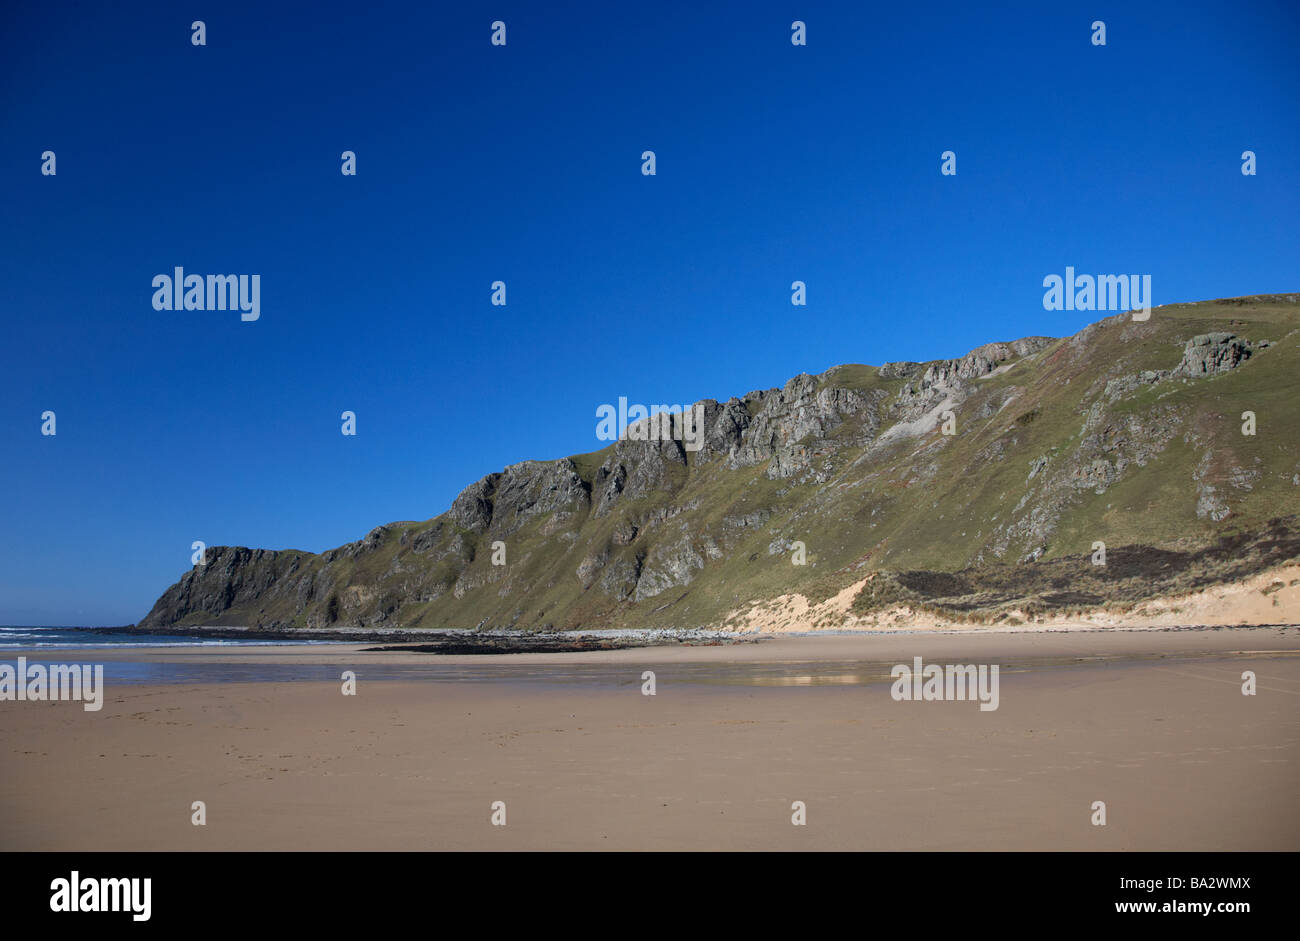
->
[[89, 624, 758, 653]]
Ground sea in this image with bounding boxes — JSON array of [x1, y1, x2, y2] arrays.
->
[[0, 625, 345, 649]]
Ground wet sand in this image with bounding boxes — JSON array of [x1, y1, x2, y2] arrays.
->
[[2, 627, 1298, 850]]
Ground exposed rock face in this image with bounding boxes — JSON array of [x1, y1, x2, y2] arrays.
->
[[891, 338, 1053, 423], [450, 461, 590, 536], [727, 374, 877, 480], [1175, 333, 1252, 376], [449, 476, 497, 531], [138, 296, 1298, 633], [156, 547, 313, 627]]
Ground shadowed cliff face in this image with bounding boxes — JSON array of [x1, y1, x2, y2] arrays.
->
[[140, 295, 1300, 632]]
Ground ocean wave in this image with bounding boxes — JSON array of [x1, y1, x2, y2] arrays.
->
[[0, 639, 347, 649]]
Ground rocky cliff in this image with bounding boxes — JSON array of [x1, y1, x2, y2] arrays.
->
[[140, 294, 1300, 631]]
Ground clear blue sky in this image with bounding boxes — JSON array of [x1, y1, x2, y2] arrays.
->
[[1, 0, 1297, 624]]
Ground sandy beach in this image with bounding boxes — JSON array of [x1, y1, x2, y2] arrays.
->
[[2, 627, 1298, 851]]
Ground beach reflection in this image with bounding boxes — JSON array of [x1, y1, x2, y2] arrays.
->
[[11, 649, 1290, 687]]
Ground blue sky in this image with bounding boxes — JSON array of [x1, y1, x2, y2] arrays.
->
[[1, 0, 1297, 624]]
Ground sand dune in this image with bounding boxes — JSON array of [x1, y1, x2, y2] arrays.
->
[[722, 563, 1300, 633]]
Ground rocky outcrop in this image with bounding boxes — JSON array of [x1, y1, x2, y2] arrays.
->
[[1175, 332, 1252, 376], [727, 374, 878, 480]]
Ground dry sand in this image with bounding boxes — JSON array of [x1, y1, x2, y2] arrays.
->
[[2, 627, 1297, 850]]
